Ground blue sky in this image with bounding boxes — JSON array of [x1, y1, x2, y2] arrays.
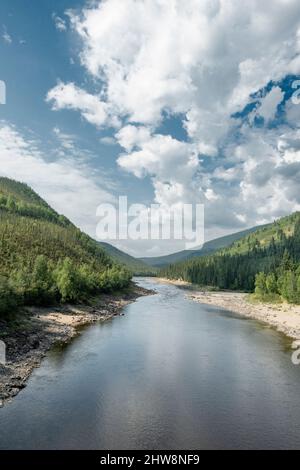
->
[[1, 0, 300, 256], [0, 0, 153, 199]]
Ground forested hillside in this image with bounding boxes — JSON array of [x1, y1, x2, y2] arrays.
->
[[140, 225, 268, 267], [0, 177, 132, 315], [99, 242, 157, 275], [161, 212, 300, 303]]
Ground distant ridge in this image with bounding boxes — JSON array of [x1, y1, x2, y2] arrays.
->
[[140, 225, 269, 268], [98, 242, 157, 275], [161, 211, 300, 294]]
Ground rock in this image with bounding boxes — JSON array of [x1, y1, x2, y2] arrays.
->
[[10, 378, 26, 389], [28, 335, 40, 349], [30, 339, 40, 349]]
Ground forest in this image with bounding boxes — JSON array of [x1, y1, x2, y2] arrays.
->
[[0, 177, 132, 315], [161, 212, 300, 304]]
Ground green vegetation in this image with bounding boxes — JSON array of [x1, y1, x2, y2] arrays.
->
[[0, 275, 19, 316], [254, 254, 300, 304], [140, 225, 268, 268], [161, 212, 300, 304], [98, 242, 157, 276], [0, 177, 70, 228], [0, 177, 132, 315]]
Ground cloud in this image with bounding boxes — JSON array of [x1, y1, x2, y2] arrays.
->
[[226, 126, 300, 218], [257, 87, 284, 122], [53, 126, 75, 150], [56, 1, 300, 145], [52, 13, 67, 32], [249, 86, 285, 123], [99, 136, 116, 146], [0, 122, 115, 237], [46, 0, 300, 249], [62, 0, 300, 133], [46, 82, 115, 128], [117, 128, 200, 206], [2, 26, 12, 44], [116, 125, 152, 153], [278, 129, 300, 163]]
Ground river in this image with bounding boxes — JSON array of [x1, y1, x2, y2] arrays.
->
[[0, 278, 300, 450]]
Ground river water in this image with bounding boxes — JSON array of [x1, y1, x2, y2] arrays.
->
[[0, 278, 300, 450]]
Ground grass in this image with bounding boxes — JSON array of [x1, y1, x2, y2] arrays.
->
[[248, 293, 283, 304]]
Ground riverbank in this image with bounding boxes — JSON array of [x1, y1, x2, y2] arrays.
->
[[156, 278, 300, 340], [0, 283, 153, 406], [188, 289, 300, 340]]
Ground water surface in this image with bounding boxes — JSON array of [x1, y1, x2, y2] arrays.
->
[[0, 278, 299, 450]]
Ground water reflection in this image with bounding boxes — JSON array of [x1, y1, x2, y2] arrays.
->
[[0, 278, 299, 450]]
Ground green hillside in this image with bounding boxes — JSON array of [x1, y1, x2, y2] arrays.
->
[[217, 214, 296, 256], [0, 177, 132, 314], [161, 212, 300, 304], [140, 225, 268, 267], [98, 242, 157, 275]]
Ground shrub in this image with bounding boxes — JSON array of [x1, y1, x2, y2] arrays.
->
[[0, 276, 19, 316]]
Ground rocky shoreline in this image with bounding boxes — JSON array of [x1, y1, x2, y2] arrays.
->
[[157, 278, 300, 340], [0, 283, 153, 406], [188, 290, 300, 340]]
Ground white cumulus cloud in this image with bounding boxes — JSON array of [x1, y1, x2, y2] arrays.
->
[[46, 0, 300, 245], [0, 122, 115, 237], [46, 82, 116, 128]]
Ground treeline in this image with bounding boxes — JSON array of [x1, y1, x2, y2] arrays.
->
[[161, 215, 300, 304], [0, 212, 133, 315], [0, 255, 132, 316], [0, 193, 70, 227], [0, 212, 111, 277], [255, 253, 300, 303], [0, 177, 133, 316], [0, 177, 58, 210]]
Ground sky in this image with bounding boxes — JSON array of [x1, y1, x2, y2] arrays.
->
[[0, 0, 300, 257]]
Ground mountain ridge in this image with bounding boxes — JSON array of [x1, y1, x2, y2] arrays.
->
[[161, 211, 300, 301], [98, 242, 157, 275], [0, 177, 132, 313], [140, 225, 270, 267]]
